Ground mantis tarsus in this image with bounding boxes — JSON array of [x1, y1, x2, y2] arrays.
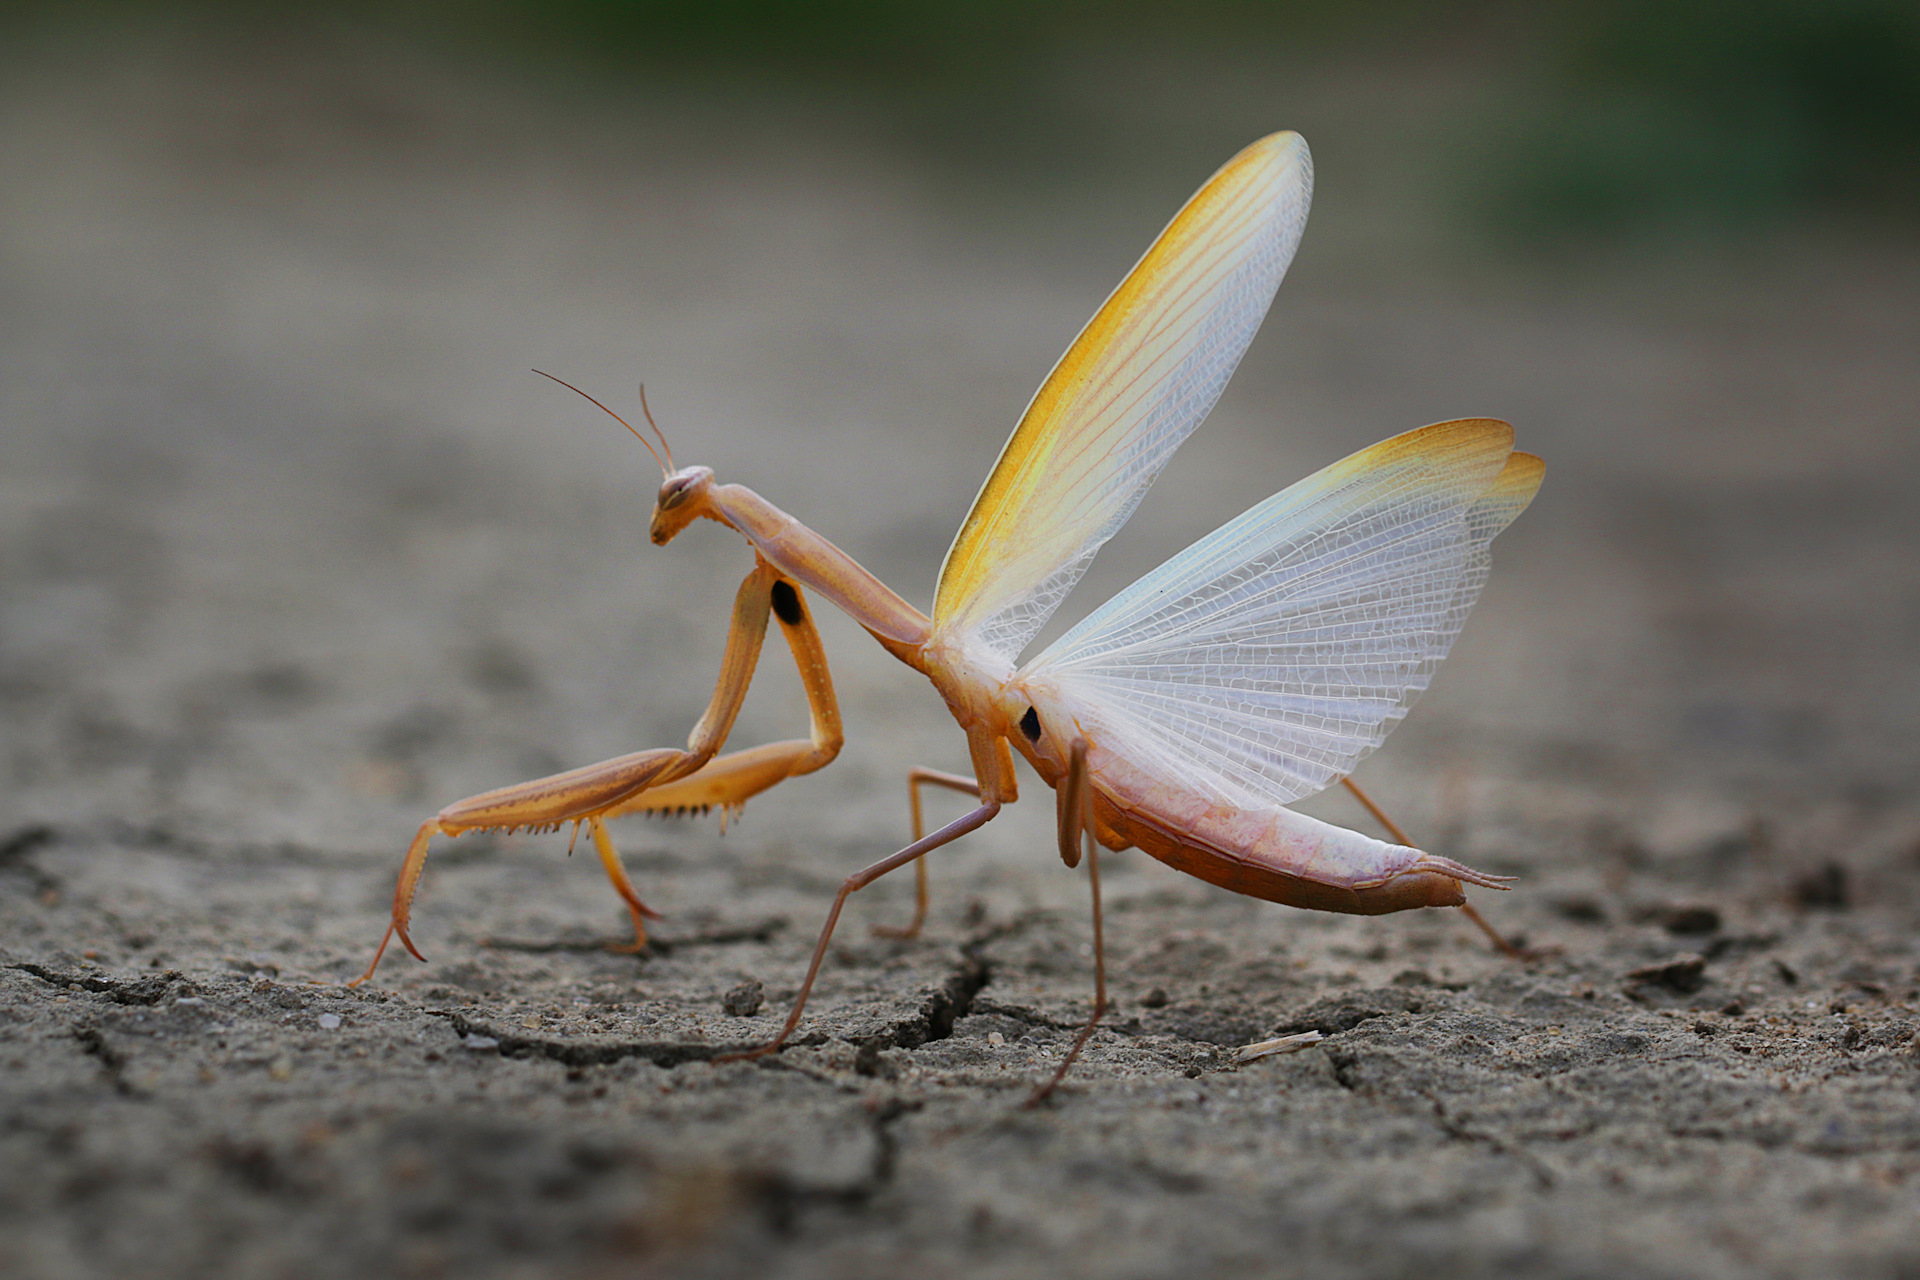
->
[[352, 132, 1543, 1099]]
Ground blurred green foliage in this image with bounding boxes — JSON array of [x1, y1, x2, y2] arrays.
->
[[9, 0, 1917, 239], [1498, 0, 1920, 238]]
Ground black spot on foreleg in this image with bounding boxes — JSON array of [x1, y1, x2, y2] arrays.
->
[[770, 581, 804, 626]]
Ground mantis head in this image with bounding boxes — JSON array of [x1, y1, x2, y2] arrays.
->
[[531, 370, 710, 545], [650, 465, 715, 544]]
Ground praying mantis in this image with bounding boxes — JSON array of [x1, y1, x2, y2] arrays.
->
[[352, 132, 1542, 1096]]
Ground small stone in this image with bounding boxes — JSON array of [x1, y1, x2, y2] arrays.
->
[[987, 1031, 1005, 1046], [1658, 905, 1722, 935], [1142, 987, 1169, 1008], [1793, 862, 1849, 910], [316, 1013, 342, 1030], [1626, 954, 1708, 995], [268, 1056, 293, 1082], [461, 1034, 499, 1051], [519, 1015, 542, 1030], [721, 980, 765, 1017]]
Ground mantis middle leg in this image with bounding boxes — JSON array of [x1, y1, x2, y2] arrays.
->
[[872, 767, 981, 939], [1027, 736, 1107, 1105], [352, 559, 843, 985]]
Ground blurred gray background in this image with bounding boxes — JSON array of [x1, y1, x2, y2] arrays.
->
[[3, 4, 1919, 1278]]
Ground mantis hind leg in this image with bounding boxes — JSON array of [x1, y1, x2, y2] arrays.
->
[[1338, 776, 1544, 961], [1026, 736, 1107, 1106], [873, 767, 980, 939]]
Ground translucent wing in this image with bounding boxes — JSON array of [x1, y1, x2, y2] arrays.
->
[[934, 132, 1313, 663], [1024, 419, 1543, 809]]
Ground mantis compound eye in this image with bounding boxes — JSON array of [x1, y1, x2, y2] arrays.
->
[[656, 466, 714, 513]]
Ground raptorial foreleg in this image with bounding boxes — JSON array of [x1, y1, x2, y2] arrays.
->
[[602, 577, 844, 824], [352, 560, 795, 986]]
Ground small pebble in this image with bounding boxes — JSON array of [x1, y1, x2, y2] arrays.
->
[[987, 1031, 1005, 1046], [721, 980, 765, 1017], [317, 1013, 342, 1030], [268, 1056, 293, 1082], [520, 1015, 542, 1030], [462, 1033, 500, 1051]]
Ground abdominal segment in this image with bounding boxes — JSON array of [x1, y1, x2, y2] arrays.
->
[[1086, 751, 1496, 916]]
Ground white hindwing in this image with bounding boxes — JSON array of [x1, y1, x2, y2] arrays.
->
[[1021, 421, 1537, 810]]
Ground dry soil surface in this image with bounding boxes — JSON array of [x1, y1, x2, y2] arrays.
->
[[4, 34, 1920, 1280]]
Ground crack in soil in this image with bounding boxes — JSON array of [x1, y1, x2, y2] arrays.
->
[[874, 944, 992, 1050], [1323, 1045, 1373, 1093], [9, 963, 186, 1006], [966, 998, 1090, 1033], [436, 942, 993, 1069], [72, 1025, 143, 1098], [482, 917, 788, 956], [753, 1096, 923, 1232], [1424, 1092, 1556, 1189], [1321, 1042, 1555, 1187], [0, 824, 60, 895], [1272, 988, 1430, 1037], [436, 1009, 812, 1068]]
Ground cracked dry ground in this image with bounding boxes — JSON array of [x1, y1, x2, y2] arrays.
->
[[4, 806, 1920, 1279], [8, 34, 1920, 1280]]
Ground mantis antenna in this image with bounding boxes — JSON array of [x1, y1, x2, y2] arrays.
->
[[531, 369, 673, 479], [637, 384, 675, 471]]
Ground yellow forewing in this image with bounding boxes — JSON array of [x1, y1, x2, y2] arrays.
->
[[934, 132, 1313, 662]]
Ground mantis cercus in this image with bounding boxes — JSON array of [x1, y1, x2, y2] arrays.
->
[[352, 132, 1542, 1096]]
